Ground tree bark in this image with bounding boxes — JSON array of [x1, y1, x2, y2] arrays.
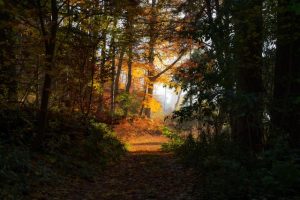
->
[[144, 0, 157, 118], [114, 47, 125, 97], [272, 0, 300, 147], [0, 2, 17, 104], [110, 21, 117, 119], [124, 43, 133, 117], [86, 47, 97, 117], [232, 0, 264, 151], [175, 89, 182, 110], [125, 45, 133, 94], [38, 0, 58, 138], [98, 30, 107, 114]]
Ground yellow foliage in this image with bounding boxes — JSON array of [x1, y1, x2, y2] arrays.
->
[[69, 0, 84, 5], [119, 82, 126, 90], [206, 60, 215, 72], [89, 80, 102, 94], [156, 74, 171, 84], [132, 67, 145, 78], [143, 96, 162, 113]]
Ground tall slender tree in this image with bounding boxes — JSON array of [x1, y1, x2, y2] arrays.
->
[[37, 0, 59, 138], [0, 1, 17, 104], [272, 0, 300, 146], [232, 0, 264, 151]]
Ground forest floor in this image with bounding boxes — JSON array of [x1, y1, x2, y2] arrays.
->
[[32, 118, 200, 200], [67, 151, 199, 200], [66, 118, 199, 200]]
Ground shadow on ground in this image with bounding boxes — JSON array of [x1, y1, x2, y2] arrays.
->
[[68, 151, 199, 200]]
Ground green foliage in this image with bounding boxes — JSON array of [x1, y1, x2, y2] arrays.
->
[[85, 120, 126, 163], [0, 107, 35, 145], [116, 92, 132, 110], [0, 145, 30, 200], [174, 133, 300, 200], [115, 92, 132, 117], [290, 2, 300, 14], [40, 117, 126, 179], [171, 0, 300, 196], [115, 92, 142, 117], [0, 107, 126, 199], [173, 49, 228, 130], [161, 127, 184, 152]]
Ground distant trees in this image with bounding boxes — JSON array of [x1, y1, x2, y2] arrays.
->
[[2, 0, 298, 150], [141, 0, 188, 118], [0, 0, 188, 143]]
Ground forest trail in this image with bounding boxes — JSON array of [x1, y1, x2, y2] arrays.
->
[[66, 120, 199, 200], [31, 119, 200, 199], [69, 151, 198, 200]]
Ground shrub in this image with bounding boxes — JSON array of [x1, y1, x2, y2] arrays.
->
[[84, 120, 126, 164], [0, 144, 30, 200], [0, 107, 126, 199], [161, 126, 184, 152], [173, 132, 300, 200]]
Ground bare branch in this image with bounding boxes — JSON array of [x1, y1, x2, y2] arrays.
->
[[151, 48, 187, 81]]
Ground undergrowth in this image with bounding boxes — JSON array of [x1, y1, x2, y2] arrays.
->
[[163, 128, 300, 200], [161, 126, 184, 152], [0, 107, 126, 200]]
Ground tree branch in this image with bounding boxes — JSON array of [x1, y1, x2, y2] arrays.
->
[[151, 48, 187, 81]]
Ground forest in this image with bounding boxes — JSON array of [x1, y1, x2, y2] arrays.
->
[[0, 0, 299, 199]]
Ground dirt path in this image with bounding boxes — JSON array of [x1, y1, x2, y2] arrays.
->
[[66, 132, 199, 200], [68, 152, 198, 200], [30, 119, 200, 200]]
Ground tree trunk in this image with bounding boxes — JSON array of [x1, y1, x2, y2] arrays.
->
[[110, 23, 116, 119], [0, 3, 17, 104], [139, 82, 147, 116], [175, 89, 182, 110], [232, 0, 264, 151], [144, 0, 157, 118], [144, 81, 153, 118], [38, 0, 58, 138], [124, 43, 133, 117], [272, 0, 300, 147], [125, 45, 133, 94], [114, 47, 125, 97], [98, 30, 107, 114], [86, 48, 97, 117]]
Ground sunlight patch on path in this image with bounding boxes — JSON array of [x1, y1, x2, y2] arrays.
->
[[126, 135, 169, 152], [113, 118, 170, 152]]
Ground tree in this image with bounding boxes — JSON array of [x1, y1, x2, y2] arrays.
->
[[231, 0, 264, 151], [272, 0, 300, 147], [142, 0, 187, 118], [173, 0, 265, 151], [0, 0, 17, 104], [35, 0, 59, 138]]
